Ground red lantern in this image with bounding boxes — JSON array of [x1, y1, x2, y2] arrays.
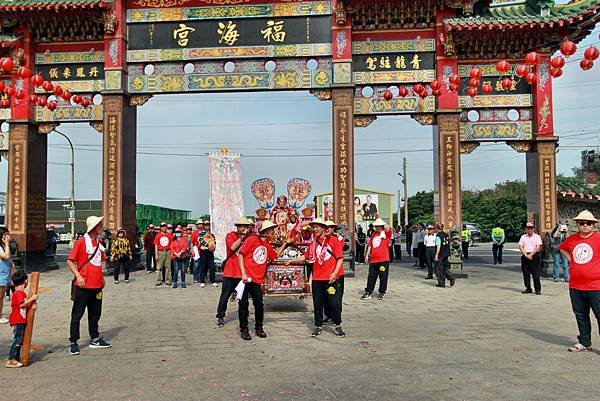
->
[[449, 74, 461, 85], [467, 88, 477, 97], [501, 78, 513, 90], [28, 94, 38, 104], [32, 74, 44, 87], [0, 81, 4, 92], [481, 83, 493, 95], [584, 46, 600, 61], [6, 86, 16, 97], [37, 97, 47, 107], [53, 86, 63, 96], [0, 99, 10, 108], [496, 60, 510, 74], [560, 40, 577, 57], [550, 68, 563, 78], [469, 78, 480, 88], [383, 89, 393, 101], [42, 81, 54, 92], [81, 98, 91, 108], [412, 84, 424, 94], [15, 90, 25, 100], [516, 64, 529, 78], [0, 57, 14, 73], [430, 80, 440, 90], [551, 56, 566, 69], [399, 87, 409, 97], [72, 94, 83, 104], [17, 66, 32, 79], [469, 67, 482, 79], [525, 52, 540, 66], [62, 90, 73, 101], [418, 90, 428, 99], [525, 72, 537, 84], [47, 101, 57, 111], [449, 83, 458, 93], [580, 59, 594, 71], [432, 89, 441, 97]]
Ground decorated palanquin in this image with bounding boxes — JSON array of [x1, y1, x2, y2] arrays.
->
[[1, 0, 599, 271]]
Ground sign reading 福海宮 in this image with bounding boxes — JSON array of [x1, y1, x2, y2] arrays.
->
[[127, 16, 331, 50]]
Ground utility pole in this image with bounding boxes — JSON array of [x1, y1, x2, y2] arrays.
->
[[54, 130, 75, 246], [402, 158, 408, 227]]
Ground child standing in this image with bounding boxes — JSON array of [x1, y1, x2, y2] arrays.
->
[[5, 271, 37, 368], [0, 226, 13, 324]]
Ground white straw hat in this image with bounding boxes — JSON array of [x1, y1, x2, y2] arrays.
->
[[86, 216, 104, 233], [373, 218, 386, 227], [259, 220, 277, 232], [573, 210, 599, 223]]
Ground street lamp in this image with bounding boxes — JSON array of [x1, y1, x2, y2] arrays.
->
[[53, 130, 75, 245], [397, 157, 408, 228]]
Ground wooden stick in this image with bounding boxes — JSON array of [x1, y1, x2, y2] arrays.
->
[[20, 271, 39, 367]]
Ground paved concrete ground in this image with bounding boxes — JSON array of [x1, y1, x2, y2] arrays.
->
[[1, 244, 598, 401]]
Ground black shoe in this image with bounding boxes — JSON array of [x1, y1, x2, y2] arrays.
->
[[311, 327, 322, 337], [493, 262, 497, 265], [436, 284, 445, 288], [217, 318, 224, 327], [377, 293, 385, 300], [240, 329, 252, 341], [522, 289, 533, 294], [535, 291, 542, 295], [255, 328, 267, 338], [89, 337, 111, 349], [69, 342, 80, 355], [334, 326, 346, 338], [323, 317, 333, 325], [426, 275, 433, 280], [450, 277, 455, 287]]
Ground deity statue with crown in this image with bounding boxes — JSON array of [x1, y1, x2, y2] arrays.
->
[[271, 194, 292, 243]]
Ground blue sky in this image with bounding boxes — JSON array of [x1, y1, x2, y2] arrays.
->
[[1, 26, 598, 218]]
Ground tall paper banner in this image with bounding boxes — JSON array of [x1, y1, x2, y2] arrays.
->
[[209, 152, 244, 261]]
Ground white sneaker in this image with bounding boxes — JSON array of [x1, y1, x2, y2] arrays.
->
[[200, 283, 205, 288], [212, 283, 218, 287], [125, 280, 129, 284], [0, 317, 8, 324]]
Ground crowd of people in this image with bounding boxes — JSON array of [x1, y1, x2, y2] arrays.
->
[[2, 209, 600, 367]]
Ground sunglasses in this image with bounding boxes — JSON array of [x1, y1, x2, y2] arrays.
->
[[577, 221, 595, 226]]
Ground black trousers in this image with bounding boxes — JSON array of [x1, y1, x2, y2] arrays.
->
[[306, 263, 313, 280], [365, 262, 389, 295], [199, 251, 216, 284], [462, 241, 469, 259], [113, 258, 130, 281], [355, 246, 365, 263], [312, 280, 342, 327], [325, 275, 344, 317], [435, 256, 454, 286], [425, 246, 437, 277], [521, 254, 541, 292], [569, 289, 600, 348], [394, 244, 402, 260], [406, 242, 412, 257], [145, 249, 155, 272], [492, 244, 504, 264], [388, 246, 394, 262], [238, 282, 264, 330], [216, 277, 241, 318], [69, 287, 103, 343], [418, 243, 426, 267]]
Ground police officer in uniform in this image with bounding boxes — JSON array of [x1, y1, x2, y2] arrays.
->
[[461, 225, 471, 260], [434, 223, 455, 287], [491, 224, 505, 265]]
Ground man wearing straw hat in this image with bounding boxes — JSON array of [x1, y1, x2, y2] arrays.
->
[[215, 216, 254, 328], [362, 218, 392, 301], [237, 220, 289, 340], [559, 210, 600, 352], [66, 216, 111, 356]]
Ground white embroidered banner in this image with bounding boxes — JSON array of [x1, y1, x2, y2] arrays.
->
[[209, 152, 244, 261]]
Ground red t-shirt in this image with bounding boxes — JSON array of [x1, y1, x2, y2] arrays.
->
[[334, 234, 345, 276], [154, 233, 173, 251], [68, 236, 105, 289], [223, 231, 242, 278], [312, 235, 344, 281], [368, 229, 392, 263], [170, 236, 188, 259], [238, 235, 277, 284], [560, 232, 600, 290], [9, 289, 27, 325], [191, 230, 200, 247]]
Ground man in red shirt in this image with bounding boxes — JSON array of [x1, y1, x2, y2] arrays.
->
[[237, 220, 288, 340], [287, 217, 345, 338], [362, 218, 392, 300], [67, 216, 111, 356], [170, 228, 189, 288], [143, 224, 156, 274], [154, 222, 173, 286], [215, 217, 254, 327], [560, 210, 600, 352]]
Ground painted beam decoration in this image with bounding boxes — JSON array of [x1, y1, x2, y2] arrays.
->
[[354, 86, 435, 115], [127, 1, 332, 93], [458, 62, 534, 142]]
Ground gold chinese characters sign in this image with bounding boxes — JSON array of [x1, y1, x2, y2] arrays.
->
[[332, 89, 354, 230], [104, 113, 120, 231], [8, 138, 26, 234], [438, 115, 461, 230]]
